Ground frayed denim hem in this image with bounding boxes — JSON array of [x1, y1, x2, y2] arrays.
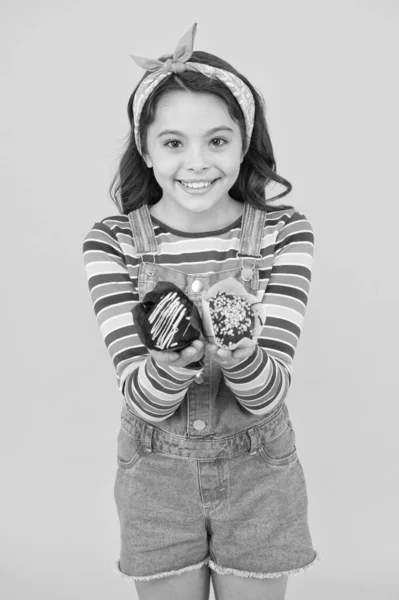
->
[[113, 557, 210, 582], [208, 550, 322, 579]]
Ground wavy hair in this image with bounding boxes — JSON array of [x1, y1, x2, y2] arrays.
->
[[109, 50, 293, 214]]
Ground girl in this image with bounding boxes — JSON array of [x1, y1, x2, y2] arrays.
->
[[83, 23, 320, 600]]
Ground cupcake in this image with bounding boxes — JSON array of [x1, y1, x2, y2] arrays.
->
[[208, 291, 255, 349], [132, 282, 203, 351], [202, 278, 267, 350]]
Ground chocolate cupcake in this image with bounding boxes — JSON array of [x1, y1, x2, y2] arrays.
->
[[132, 282, 202, 351], [202, 278, 267, 350], [208, 291, 254, 349]]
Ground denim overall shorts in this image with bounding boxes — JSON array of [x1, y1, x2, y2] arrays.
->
[[114, 202, 320, 582]]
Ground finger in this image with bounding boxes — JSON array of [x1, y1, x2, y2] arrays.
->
[[190, 339, 204, 352], [174, 351, 203, 369], [232, 346, 256, 361], [216, 348, 232, 361], [183, 348, 198, 360], [172, 346, 192, 363], [204, 343, 218, 356], [150, 350, 179, 364], [205, 345, 230, 363]]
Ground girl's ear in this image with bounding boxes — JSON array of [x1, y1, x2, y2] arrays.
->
[[143, 153, 153, 168]]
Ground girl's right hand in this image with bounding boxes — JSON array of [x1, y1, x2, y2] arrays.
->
[[149, 339, 205, 369]]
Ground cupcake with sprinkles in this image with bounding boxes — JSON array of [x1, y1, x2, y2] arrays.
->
[[132, 281, 203, 351], [202, 278, 267, 350]]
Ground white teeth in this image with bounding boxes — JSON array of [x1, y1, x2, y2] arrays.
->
[[180, 180, 214, 189]]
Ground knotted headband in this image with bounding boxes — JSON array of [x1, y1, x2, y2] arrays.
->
[[130, 23, 255, 157]]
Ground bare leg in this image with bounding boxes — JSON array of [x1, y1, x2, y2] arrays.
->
[[212, 572, 288, 600], [135, 564, 211, 600]]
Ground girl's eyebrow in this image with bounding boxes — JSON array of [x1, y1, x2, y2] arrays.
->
[[157, 126, 234, 138]]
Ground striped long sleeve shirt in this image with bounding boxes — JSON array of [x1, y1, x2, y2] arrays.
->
[[82, 206, 314, 423]]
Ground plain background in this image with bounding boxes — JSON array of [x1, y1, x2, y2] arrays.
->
[[1, 1, 398, 598]]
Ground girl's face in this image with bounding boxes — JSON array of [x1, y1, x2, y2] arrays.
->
[[143, 90, 243, 220]]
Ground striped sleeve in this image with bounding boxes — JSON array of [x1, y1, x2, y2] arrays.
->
[[220, 212, 314, 415], [82, 222, 201, 422]]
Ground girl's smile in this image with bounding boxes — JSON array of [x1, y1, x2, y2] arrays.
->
[[144, 90, 244, 231], [176, 177, 220, 193]]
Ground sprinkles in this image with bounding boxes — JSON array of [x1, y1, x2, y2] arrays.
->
[[208, 291, 254, 349]]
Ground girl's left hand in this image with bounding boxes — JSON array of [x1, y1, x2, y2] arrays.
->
[[205, 342, 257, 368]]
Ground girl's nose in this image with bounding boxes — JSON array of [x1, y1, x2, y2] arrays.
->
[[185, 146, 209, 171]]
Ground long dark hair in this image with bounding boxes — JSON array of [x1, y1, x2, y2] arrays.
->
[[109, 50, 293, 214]]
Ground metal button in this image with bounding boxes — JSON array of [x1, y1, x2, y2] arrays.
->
[[191, 279, 204, 293], [241, 267, 253, 281], [193, 419, 206, 431], [194, 371, 205, 384]]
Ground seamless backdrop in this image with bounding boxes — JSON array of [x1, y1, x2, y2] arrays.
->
[[1, 1, 398, 599]]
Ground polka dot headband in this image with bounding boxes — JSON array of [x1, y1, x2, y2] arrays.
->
[[130, 23, 255, 157]]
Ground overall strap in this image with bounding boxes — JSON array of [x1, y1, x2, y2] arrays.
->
[[127, 203, 158, 256], [238, 202, 267, 258]]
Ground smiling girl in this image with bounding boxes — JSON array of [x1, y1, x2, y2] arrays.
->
[[83, 23, 320, 600]]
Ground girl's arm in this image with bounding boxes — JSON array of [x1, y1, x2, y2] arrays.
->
[[82, 221, 203, 423], [219, 211, 315, 416]]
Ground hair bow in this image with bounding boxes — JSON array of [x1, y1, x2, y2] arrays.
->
[[130, 23, 198, 75]]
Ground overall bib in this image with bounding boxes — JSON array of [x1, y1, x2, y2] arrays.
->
[[114, 201, 319, 581]]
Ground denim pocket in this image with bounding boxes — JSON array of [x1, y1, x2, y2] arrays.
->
[[116, 426, 143, 470], [258, 422, 297, 467]]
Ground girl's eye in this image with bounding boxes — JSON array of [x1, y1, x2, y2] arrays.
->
[[164, 140, 182, 149], [163, 138, 228, 149], [210, 138, 227, 147]]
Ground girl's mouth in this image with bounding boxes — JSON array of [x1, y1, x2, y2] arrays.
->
[[176, 178, 220, 194]]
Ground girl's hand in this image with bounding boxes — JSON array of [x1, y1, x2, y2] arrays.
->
[[205, 342, 257, 368], [149, 339, 205, 369]]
